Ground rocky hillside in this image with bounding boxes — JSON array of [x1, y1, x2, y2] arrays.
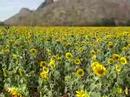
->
[[4, 8, 33, 25], [4, 0, 130, 26]]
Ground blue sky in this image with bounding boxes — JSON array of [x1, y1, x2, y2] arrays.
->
[[0, 0, 44, 21]]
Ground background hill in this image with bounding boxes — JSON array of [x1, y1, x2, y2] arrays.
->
[[0, 21, 5, 26], [4, 0, 130, 26]]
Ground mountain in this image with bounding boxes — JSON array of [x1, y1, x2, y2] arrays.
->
[[37, 0, 54, 10], [5, 8, 33, 25], [4, 0, 130, 26]]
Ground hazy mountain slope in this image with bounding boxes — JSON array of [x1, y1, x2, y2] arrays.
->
[[4, 0, 130, 26], [4, 8, 33, 25]]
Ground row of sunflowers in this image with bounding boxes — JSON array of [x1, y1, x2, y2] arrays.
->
[[0, 27, 130, 97]]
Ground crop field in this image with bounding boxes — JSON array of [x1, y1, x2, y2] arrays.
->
[[0, 27, 130, 97]]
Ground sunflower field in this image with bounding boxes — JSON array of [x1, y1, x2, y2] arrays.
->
[[0, 27, 130, 97]]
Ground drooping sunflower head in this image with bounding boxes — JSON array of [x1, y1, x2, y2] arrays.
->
[[48, 59, 56, 69], [108, 42, 114, 49], [90, 50, 96, 55], [115, 64, 122, 73], [91, 55, 97, 61], [107, 58, 114, 65], [122, 47, 128, 51], [112, 54, 120, 61]]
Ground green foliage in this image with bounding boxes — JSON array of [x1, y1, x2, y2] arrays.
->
[[0, 27, 130, 97], [0, 22, 5, 26], [126, 20, 130, 26], [96, 18, 116, 26]]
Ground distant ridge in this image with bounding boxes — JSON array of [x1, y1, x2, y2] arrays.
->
[[37, 0, 54, 10], [4, 0, 130, 26]]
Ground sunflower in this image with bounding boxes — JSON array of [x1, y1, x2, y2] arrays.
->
[[48, 59, 56, 69], [91, 55, 97, 61], [46, 49, 52, 56], [74, 58, 81, 65], [78, 47, 84, 53], [40, 70, 48, 80], [29, 48, 37, 56], [39, 61, 46, 67], [91, 62, 107, 77], [42, 66, 49, 73], [76, 68, 85, 77], [108, 42, 114, 49], [56, 55, 62, 61], [91, 62, 99, 68], [107, 58, 114, 64], [115, 64, 122, 73], [119, 57, 128, 65], [128, 44, 130, 48], [65, 52, 73, 60], [90, 50, 96, 55], [6, 87, 22, 97], [122, 47, 128, 51], [76, 90, 90, 97], [112, 54, 120, 61]]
